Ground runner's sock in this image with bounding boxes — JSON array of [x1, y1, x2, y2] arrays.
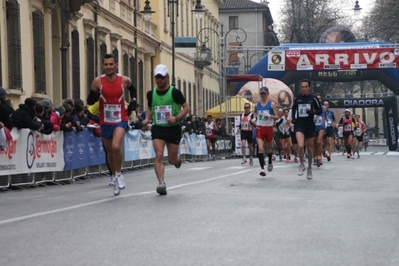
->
[[258, 153, 265, 169], [268, 153, 272, 164]]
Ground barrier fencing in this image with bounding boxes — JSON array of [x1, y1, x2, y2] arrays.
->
[[0, 129, 233, 189]]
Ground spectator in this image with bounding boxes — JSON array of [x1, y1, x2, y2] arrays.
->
[[41, 99, 53, 121], [4, 99, 14, 116], [35, 103, 54, 135], [0, 87, 13, 131], [50, 106, 66, 131], [60, 102, 76, 132], [11, 98, 43, 131], [73, 104, 88, 131]]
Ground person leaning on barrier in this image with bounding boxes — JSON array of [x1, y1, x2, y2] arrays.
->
[[50, 106, 66, 132], [0, 87, 13, 131], [35, 103, 54, 135], [60, 102, 76, 132], [73, 104, 89, 131], [11, 97, 44, 131]]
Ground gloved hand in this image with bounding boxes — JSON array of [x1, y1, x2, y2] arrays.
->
[[306, 109, 314, 116], [127, 100, 137, 116], [251, 118, 256, 124]]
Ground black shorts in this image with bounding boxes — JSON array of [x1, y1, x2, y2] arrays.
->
[[295, 126, 315, 139], [343, 132, 353, 139], [151, 124, 182, 145], [240, 130, 254, 144], [325, 126, 333, 138], [357, 135, 364, 142], [290, 131, 297, 144], [206, 137, 216, 143]]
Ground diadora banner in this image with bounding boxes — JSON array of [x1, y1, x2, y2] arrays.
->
[[0, 129, 65, 175], [285, 48, 399, 71]]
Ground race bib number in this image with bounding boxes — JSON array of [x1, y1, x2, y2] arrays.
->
[[155, 105, 172, 125], [298, 104, 311, 117], [206, 129, 212, 136], [314, 115, 322, 126], [241, 121, 249, 130], [344, 124, 352, 131], [104, 104, 121, 123]]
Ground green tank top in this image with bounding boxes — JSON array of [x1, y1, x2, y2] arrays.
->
[[151, 86, 181, 127]]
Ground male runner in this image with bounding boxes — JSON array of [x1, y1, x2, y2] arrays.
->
[[313, 93, 326, 167], [338, 109, 356, 159], [205, 115, 218, 161], [254, 86, 278, 176], [87, 54, 133, 196], [323, 101, 335, 161], [291, 79, 322, 179], [354, 114, 367, 158], [142, 64, 190, 195], [239, 103, 255, 165]]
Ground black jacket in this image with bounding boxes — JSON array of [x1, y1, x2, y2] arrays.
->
[[0, 101, 13, 130], [11, 104, 42, 130]]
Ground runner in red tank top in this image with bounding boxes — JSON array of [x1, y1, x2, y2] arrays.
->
[[87, 54, 133, 196]]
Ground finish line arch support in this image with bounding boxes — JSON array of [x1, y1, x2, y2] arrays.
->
[[326, 96, 398, 151]]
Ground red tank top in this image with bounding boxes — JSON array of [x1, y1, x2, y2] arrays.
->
[[99, 74, 128, 125], [343, 117, 353, 132]]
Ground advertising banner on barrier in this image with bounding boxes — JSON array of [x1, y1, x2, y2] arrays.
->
[[0, 129, 64, 175], [139, 130, 155, 159], [195, 134, 207, 155], [64, 130, 106, 170], [285, 48, 399, 71], [124, 130, 141, 161]]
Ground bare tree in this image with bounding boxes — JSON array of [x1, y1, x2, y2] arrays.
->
[[361, 0, 399, 42], [277, 0, 361, 43]]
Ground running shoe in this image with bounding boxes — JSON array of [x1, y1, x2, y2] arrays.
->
[[298, 164, 306, 176], [279, 156, 283, 162], [156, 182, 167, 195], [294, 157, 299, 163], [272, 155, 276, 161], [116, 174, 125, 189], [175, 157, 182, 168], [249, 157, 253, 166], [241, 158, 247, 164], [317, 159, 323, 167], [357, 154, 360, 159], [285, 158, 290, 163], [347, 154, 351, 159], [259, 169, 266, 176], [323, 151, 327, 158], [313, 158, 317, 165], [108, 176, 115, 186], [327, 156, 331, 162], [267, 163, 273, 172], [113, 178, 121, 196], [212, 156, 216, 161], [306, 168, 313, 180], [207, 155, 211, 161], [352, 155, 355, 159]]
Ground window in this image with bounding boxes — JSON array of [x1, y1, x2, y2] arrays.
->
[[129, 56, 136, 100], [71, 30, 80, 100], [87, 37, 95, 94], [123, 53, 129, 99], [229, 16, 238, 29], [138, 60, 144, 107], [32, 10, 46, 93], [177, 78, 181, 92], [6, 0, 22, 90], [188, 82, 192, 114], [100, 43, 107, 73], [192, 84, 196, 115], [183, 80, 187, 100]]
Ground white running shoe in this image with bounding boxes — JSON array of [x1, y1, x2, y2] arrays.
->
[[249, 157, 253, 166], [116, 174, 125, 189], [306, 168, 313, 180], [113, 179, 120, 196], [241, 158, 247, 164], [298, 165, 306, 176], [108, 176, 115, 186], [259, 169, 266, 176], [267, 163, 273, 172]]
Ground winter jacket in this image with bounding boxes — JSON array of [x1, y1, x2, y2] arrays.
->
[[50, 111, 62, 131], [11, 104, 42, 130]]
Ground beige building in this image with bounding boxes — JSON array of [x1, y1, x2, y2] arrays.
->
[[0, 0, 222, 116]]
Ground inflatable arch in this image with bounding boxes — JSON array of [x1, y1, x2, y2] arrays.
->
[[237, 42, 399, 151]]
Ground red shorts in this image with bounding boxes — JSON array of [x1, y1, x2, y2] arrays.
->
[[256, 126, 274, 143]]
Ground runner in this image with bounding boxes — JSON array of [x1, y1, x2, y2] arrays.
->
[[87, 53, 133, 196], [338, 109, 356, 159], [239, 103, 255, 165], [275, 108, 292, 163], [291, 79, 322, 179], [205, 115, 218, 161], [254, 86, 278, 176], [313, 94, 326, 167], [274, 109, 284, 161], [323, 101, 335, 161], [354, 114, 367, 158], [142, 64, 190, 195]]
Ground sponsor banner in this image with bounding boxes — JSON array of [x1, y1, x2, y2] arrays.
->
[[63, 131, 89, 171], [285, 48, 399, 71], [195, 135, 207, 155], [139, 130, 154, 159], [88, 131, 106, 166], [0, 129, 64, 175], [268, 50, 285, 71]]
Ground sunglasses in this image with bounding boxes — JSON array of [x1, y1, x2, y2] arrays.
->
[[155, 75, 166, 79], [244, 106, 250, 109]]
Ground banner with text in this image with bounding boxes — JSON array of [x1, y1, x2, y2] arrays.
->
[[285, 48, 399, 71]]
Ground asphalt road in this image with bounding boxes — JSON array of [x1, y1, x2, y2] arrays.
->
[[1, 147, 399, 266]]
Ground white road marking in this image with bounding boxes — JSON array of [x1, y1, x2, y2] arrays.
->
[[0, 169, 254, 226], [187, 167, 212, 171]]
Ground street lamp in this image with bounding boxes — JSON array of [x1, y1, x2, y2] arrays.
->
[[140, 0, 155, 22], [353, 0, 362, 14]]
